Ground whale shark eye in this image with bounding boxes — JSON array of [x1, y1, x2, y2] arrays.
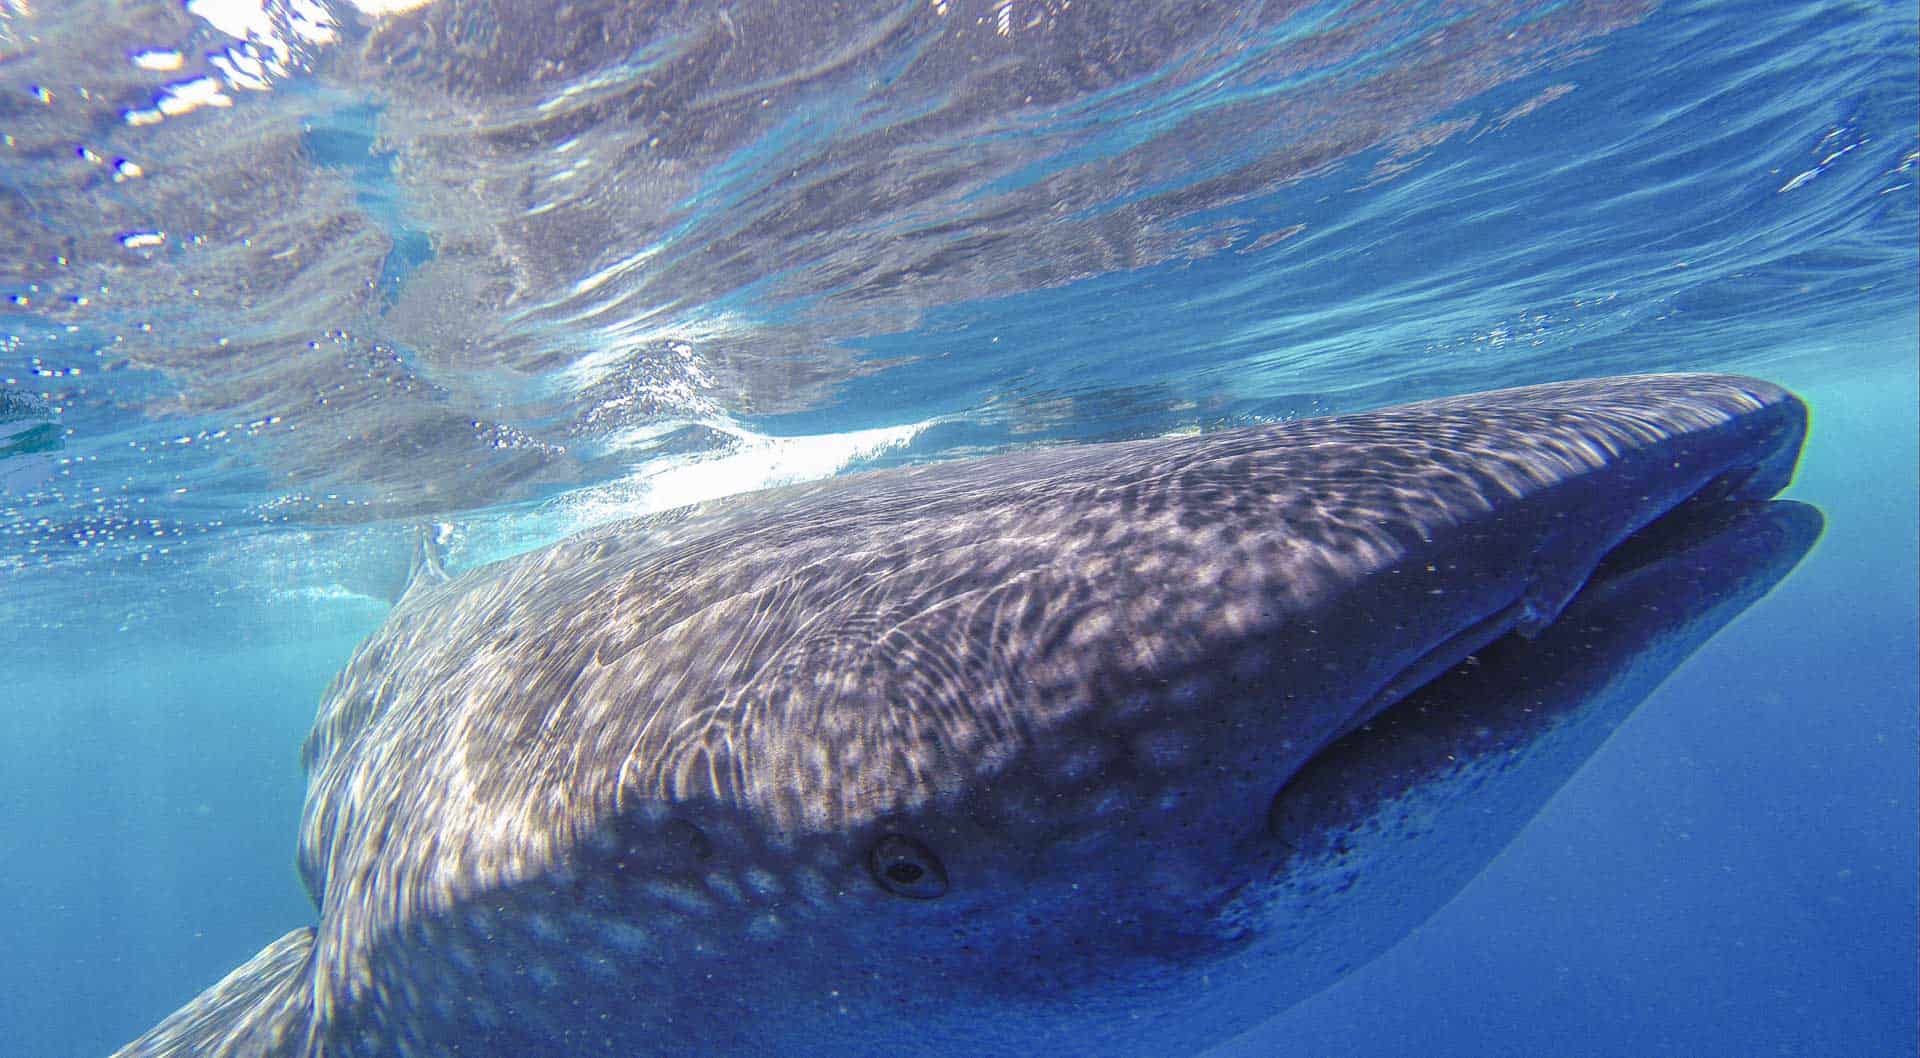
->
[[868, 835, 948, 899]]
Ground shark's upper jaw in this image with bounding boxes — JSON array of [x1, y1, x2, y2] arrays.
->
[[1301, 416, 1812, 766], [1249, 375, 1808, 794]]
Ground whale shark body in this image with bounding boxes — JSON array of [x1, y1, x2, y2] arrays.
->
[[114, 373, 1817, 1058]]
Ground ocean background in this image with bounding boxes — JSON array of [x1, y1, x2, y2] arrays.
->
[[1, 1, 1913, 1056]]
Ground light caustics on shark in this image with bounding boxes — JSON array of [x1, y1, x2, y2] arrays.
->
[[113, 373, 1816, 1058]]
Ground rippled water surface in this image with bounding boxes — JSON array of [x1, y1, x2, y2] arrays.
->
[[2, 1, 1914, 1055]]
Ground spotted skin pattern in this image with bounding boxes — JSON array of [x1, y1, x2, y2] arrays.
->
[[114, 373, 1808, 1058]]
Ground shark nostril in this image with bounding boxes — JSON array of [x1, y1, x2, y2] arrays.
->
[[869, 835, 949, 899], [663, 819, 713, 862]]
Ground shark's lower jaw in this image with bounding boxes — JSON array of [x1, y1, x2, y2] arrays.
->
[[1256, 490, 1818, 954]]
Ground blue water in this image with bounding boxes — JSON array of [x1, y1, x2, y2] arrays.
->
[[2, 0, 1914, 1055]]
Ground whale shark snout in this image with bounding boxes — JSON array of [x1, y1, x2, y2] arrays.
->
[[113, 373, 1814, 1058]]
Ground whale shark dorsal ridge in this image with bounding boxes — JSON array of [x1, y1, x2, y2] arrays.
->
[[400, 523, 453, 600]]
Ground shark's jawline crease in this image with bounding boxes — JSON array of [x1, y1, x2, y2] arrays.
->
[[112, 373, 1815, 1058]]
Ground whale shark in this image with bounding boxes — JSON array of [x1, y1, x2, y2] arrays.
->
[[112, 373, 1815, 1058]]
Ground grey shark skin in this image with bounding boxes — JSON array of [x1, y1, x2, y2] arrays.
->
[[114, 373, 1814, 1058]]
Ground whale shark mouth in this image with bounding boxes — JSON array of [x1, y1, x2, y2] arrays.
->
[[1264, 487, 1809, 853], [1306, 457, 1797, 779]]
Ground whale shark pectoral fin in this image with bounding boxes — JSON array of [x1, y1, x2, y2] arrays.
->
[[110, 927, 317, 1058]]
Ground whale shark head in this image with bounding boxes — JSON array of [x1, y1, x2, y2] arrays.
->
[[115, 373, 1814, 1058]]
